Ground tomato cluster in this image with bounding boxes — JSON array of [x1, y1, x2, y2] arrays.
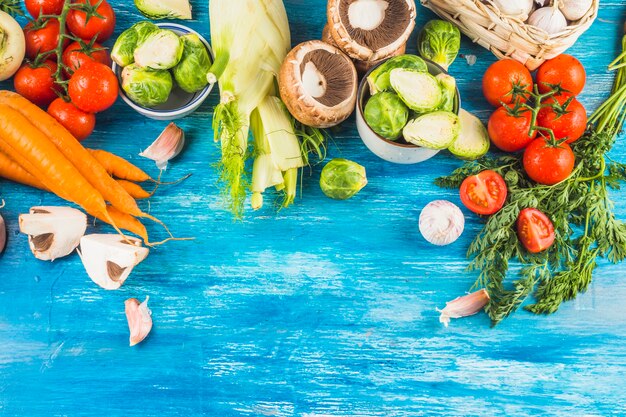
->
[[13, 0, 117, 141]]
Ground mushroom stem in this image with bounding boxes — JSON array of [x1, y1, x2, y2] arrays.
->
[[348, 0, 389, 31]]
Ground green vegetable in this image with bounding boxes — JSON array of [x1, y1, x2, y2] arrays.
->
[[403, 111, 460, 149], [134, 0, 192, 20], [448, 109, 489, 160], [436, 73, 456, 112], [172, 34, 212, 93], [121, 64, 173, 108], [320, 159, 367, 200], [418, 20, 461, 71], [111, 21, 159, 67], [0, 0, 23, 16], [367, 55, 427, 94], [390, 69, 442, 112], [364, 92, 409, 140], [134, 28, 184, 70]]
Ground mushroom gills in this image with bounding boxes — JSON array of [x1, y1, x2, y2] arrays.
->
[[348, 0, 389, 31], [301, 49, 355, 107]]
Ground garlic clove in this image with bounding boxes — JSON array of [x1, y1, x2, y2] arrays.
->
[[139, 122, 185, 170], [419, 200, 465, 246], [0, 212, 6, 255], [78, 234, 149, 290], [19, 206, 87, 261], [438, 289, 491, 327], [125, 296, 153, 346]]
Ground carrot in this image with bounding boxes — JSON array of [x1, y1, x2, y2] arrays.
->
[[117, 180, 153, 200], [0, 151, 48, 190], [88, 149, 153, 183]]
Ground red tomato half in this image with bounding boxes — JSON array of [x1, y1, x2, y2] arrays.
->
[[24, 19, 67, 60], [488, 105, 537, 152], [67, 0, 116, 42], [460, 170, 508, 216], [47, 98, 96, 141], [537, 96, 588, 144], [482, 59, 533, 107], [536, 54, 586, 96], [68, 61, 118, 113], [25, 0, 65, 18], [517, 208, 555, 253], [13, 61, 60, 107]]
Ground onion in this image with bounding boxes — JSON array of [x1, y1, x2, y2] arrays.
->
[[419, 200, 465, 246]]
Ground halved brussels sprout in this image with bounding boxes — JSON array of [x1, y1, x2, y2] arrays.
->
[[122, 64, 173, 108], [436, 73, 456, 112], [320, 158, 368, 200], [364, 92, 409, 140], [172, 34, 212, 93], [403, 111, 460, 149], [134, 0, 192, 20], [390, 68, 442, 112], [367, 55, 428, 94], [448, 109, 490, 160], [418, 20, 461, 71], [134, 28, 184, 70], [111, 21, 159, 67]]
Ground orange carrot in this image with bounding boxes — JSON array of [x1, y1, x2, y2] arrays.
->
[[88, 149, 153, 182], [0, 151, 48, 190], [117, 180, 153, 200]]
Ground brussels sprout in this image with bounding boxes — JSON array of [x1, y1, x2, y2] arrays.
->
[[320, 159, 367, 200], [134, 0, 192, 20], [390, 68, 442, 113], [367, 55, 428, 94], [134, 29, 184, 70], [448, 109, 490, 160], [111, 21, 159, 67], [121, 64, 173, 108], [403, 111, 460, 150], [172, 34, 212, 93], [364, 92, 409, 140], [436, 73, 456, 112], [418, 20, 461, 70]]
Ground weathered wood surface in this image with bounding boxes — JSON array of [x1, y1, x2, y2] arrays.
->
[[1, 1, 626, 416]]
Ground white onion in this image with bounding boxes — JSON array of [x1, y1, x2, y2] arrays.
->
[[559, 0, 592, 21], [419, 200, 465, 246], [528, 6, 568, 34]]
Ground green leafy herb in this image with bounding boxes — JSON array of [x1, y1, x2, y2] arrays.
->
[[0, 0, 24, 16]]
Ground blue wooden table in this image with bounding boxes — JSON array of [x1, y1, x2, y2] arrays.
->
[[1, 1, 626, 416]]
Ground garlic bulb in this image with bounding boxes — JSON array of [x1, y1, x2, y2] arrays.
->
[[559, 0, 592, 21], [528, 6, 568, 35], [419, 200, 465, 246], [492, 0, 534, 19]]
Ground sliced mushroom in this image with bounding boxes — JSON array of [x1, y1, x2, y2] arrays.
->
[[327, 0, 416, 62], [279, 40, 357, 128], [78, 234, 149, 290], [19, 206, 87, 261]]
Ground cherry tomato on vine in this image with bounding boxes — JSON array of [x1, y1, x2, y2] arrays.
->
[[68, 62, 118, 113], [47, 98, 96, 141], [62, 41, 111, 76], [488, 105, 537, 152], [25, 0, 65, 19], [24, 19, 67, 60], [516, 208, 555, 253], [460, 170, 508, 216], [536, 54, 586, 96], [523, 138, 575, 185], [13, 61, 60, 107], [67, 0, 116, 43], [537, 96, 588, 144], [482, 59, 533, 107]]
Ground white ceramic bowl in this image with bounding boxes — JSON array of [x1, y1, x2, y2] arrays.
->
[[112, 23, 214, 121], [356, 57, 461, 164]]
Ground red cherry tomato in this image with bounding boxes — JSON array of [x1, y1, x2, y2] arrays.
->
[[62, 41, 111, 76], [482, 59, 533, 107], [24, 19, 67, 60], [523, 138, 576, 185], [13, 61, 60, 107], [517, 208, 555, 253], [488, 105, 537, 152], [47, 98, 96, 141], [68, 61, 118, 113], [536, 54, 586, 96], [537, 96, 588, 144], [25, 0, 65, 18], [460, 170, 508, 216], [67, 0, 116, 43]]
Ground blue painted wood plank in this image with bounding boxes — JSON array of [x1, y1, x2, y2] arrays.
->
[[1, 1, 626, 416]]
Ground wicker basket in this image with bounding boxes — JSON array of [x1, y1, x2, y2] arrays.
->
[[420, 0, 599, 70]]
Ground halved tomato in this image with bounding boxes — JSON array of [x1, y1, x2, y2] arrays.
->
[[516, 208, 555, 253], [460, 170, 508, 215]]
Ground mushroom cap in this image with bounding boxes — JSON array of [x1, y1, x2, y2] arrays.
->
[[353, 43, 406, 75], [279, 40, 358, 129], [321, 24, 339, 47], [327, 0, 417, 61]]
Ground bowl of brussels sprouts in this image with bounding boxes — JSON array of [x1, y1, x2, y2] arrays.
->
[[110, 22, 214, 120], [356, 54, 460, 164]]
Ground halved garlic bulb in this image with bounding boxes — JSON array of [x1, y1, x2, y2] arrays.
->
[[419, 200, 465, 246]]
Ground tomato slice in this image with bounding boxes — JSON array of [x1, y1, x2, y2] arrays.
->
[[460, 170, 508, 215], [516, 208, 555, 253]]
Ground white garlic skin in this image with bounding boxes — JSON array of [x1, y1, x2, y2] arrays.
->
[[559, 0, 592, 21], [419, 200, 465, 246], [528, 6, 568, 34], [492, 0, 534, 19]]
